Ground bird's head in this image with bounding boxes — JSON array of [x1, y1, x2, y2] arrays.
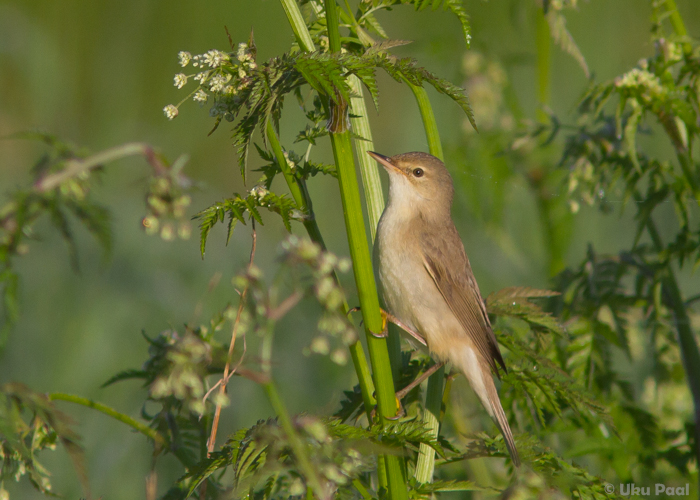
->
[[368, 151, 454, 217]]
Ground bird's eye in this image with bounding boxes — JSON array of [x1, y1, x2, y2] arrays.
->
[[413, 168, 424, 177]]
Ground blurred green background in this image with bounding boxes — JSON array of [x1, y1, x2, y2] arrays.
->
[[1, 0, 699, 498]]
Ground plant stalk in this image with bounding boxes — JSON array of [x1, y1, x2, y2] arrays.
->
[[280, 0, 316, 52], [265, 50, 376, 419], [407, 81, 446, 483], [49, 392, 165, 446], [348, 75, 402, 383], [325, 1, 407, 498]]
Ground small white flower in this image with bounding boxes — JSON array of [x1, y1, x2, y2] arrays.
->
[[209, 73, 232, 92], [238, 67, 247, 79], [163, 104, 178, 120], [174, 73, 187, 89], [247, 61, 257, 70], [194, 71, 209, 83], [192, 54, 203, 68], [223, 85, 236, 95], [178, 51, 192, 67], [204, 49, 229, 68], [237, 43, 248, 61], [193, 89, 208, 102]]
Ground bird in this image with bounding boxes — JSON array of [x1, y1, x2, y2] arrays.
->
[[369, 150, 519, 467]]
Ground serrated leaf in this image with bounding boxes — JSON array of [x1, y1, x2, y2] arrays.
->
[[546, 9, 589, 78]]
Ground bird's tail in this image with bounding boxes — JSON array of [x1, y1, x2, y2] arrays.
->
[[453, 345, 520, 467]]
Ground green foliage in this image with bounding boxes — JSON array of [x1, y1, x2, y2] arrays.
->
[[0, 383, 87, 498], [355, 0, 471, 48], [4, 1, 699, 499]]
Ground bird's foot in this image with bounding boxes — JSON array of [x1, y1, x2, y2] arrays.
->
[[350, 307, 428, 346], [370, 393, 406, 422]]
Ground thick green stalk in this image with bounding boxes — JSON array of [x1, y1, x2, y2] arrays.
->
[[414, 365, 445, 482], [348, 75, 402, 382], [407, 82, 445, 483], [274, 2, 378, 421], [329, 130, 407, 499], [325, 1, 407, 498], [348, 75, 384, 238], [645, 219, 700, 472], [280, 0, 315, 51]]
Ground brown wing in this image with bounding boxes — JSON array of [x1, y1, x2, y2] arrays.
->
[[420, 225, 506, 375]]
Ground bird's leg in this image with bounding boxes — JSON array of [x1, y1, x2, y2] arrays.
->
[[383, 361, 446, 421], [382, 310, 428, 347], [395, 361, 446, 401], [352, 306, 427, 347]]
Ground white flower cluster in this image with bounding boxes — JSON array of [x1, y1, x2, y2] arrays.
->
[[615, 68, 666, 99], [193, 89, 208, 103], [166, 45, 257, 120], [174, 73, 187, 89], [163, 104, 178, 120]]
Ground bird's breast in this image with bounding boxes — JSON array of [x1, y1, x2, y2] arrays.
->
[[374, 210, 463, 360]]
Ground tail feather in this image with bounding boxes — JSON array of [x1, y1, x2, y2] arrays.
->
[[453, 344, 520, 467], [485, 374, 520, 467]]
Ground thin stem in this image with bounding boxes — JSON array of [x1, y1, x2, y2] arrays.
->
[[265, 119, 328, 245], [35, 143, 164, 192], [268, 95, 382, 429], [207, 224, 257, 455], [406, 82, 444, 161], [263, 380, 329, 499], [49, 392, 164, 445], [260, 301, 328, 499], [406, 80, 445, 483]]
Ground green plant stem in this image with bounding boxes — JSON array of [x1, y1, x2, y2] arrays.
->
[[415, 365, 445, 482], [324, 2, 407, 498], [406, 82, 444, 160], [407, 81, 445, 483], [266, 10, 378, 421], [263, 381, 329, 499], [280, 0, 315, 52], [49, 392, 165, 445], [645, 219, 700, 470], [348, 75, 384, 238], [265, 119, 326, 246], [332, 128, 407, 497], [261, 314, 328, 499], [348, 74, 404, 383], [661, 0, 691, 54]]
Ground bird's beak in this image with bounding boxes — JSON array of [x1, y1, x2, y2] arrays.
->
[[368, 151, 402, 174]]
